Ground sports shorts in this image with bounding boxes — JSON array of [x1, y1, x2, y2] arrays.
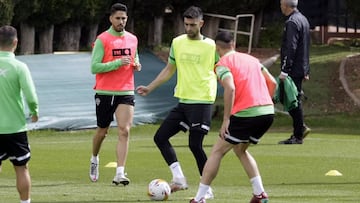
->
[[162, 103, 212, 134], [0, 131, 31, 166], [95, 94, 135, 128], [225, 114, 274, 144]]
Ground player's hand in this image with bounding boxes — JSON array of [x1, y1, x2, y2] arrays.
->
[[31, 115, 38, 122], [136, 85, 150, 96], [133, 63, 142, 71], [219, 119, 230, 140], [120, 56, 131, 66], [278, 73, 287, 80], [304, 74, 310, 81]]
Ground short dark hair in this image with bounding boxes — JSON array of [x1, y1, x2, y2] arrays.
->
[[183, 6, 203, 19], [215, 31, 234, 49], [110, 3, 127, 15], [215, 31, 233, 43], [0, 25, 17, 48]]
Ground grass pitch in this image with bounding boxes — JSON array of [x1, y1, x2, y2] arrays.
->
[[1, 125, 360, 203]]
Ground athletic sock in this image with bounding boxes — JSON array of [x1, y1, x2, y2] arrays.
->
[[116, 166, 125, 176], [250, 176, 265, 195], [169, 162, 185, 179], [20, 199, 30, 203], [91, 155, 99, 163], [194, 183, 209, 201]]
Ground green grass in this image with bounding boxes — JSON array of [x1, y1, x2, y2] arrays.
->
[[1, 126, 360, 203], [2, 44, 360, 202]]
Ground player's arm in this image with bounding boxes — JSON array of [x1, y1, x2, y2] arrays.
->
[[261, 65, 277, 98], [20, 64, 39, 122], [136, 62, 176, 96], [215, 65, 234, 139], [91, 39, 123, 74]]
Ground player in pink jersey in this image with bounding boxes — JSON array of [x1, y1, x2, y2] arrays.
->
[[190, 31, 277, 203]]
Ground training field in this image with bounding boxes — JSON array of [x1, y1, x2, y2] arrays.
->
[[1, 124, 360, 203]]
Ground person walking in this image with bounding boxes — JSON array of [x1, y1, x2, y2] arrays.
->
[[0, 25, 39, 203], [89, 3, 141, 185], [136, 6, 217, 199], [278, 0, 311, 144], [190, 31, 276, 203]]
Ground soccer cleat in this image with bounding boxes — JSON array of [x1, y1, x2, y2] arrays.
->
[[278, 135, 303, 144], [190, 198, 206, 203], [112, 174, 130, 186], [302, 125, 311, 139], [170, 177, 188, 193], [89, 157, 99, 182], [204, 187, 214, 200], [250, 192, 269, 203]]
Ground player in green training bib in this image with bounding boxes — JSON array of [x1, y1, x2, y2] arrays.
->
[[136, 6, 218, 199]]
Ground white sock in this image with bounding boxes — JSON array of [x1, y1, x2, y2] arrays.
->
[[20, 199, 30, 203], [91, 155, 99, 163], [250, 176, 265, 195], [116, 166, 125, 175], [195, 183, 209, 201], [169, 162, 185, 179]]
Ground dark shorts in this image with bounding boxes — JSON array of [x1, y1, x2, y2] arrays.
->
[[95, 94, 135, 128], [225, 114, 274, 144], [0, 131, 31, 166], [163, 103, 212, 134]]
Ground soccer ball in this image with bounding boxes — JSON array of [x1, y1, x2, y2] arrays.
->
[[147, 179, 171, 201]]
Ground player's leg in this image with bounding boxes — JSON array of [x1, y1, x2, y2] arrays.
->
[[90, 94, 114, 182], [112, 103, 133, 185], [186, 104, 212, 175], [14, 164, 31, 202], [153, 104, 186, 191], [231, 114, 273, 203], [112, 95, 135, 186], [8, 132, 32, 203], [192, 137, 232, 202], [187, 104, 213, 198]]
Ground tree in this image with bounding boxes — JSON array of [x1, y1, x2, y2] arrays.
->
[[0, 0, 16, 26], [346, 0, 360, 21], [12, 0, 39, 54]]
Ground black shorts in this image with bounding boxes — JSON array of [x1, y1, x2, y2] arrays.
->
[[163, 103, 212, 134], [225, 114, 274, 144], [0, 132, 31, 166], [95, 94, 135, 128]]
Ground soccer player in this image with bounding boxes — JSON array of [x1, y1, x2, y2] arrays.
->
[[136, 6, 217, 199], [190, 31, 276, 203], [89, 3, 141, 185], [0, 25, 39, 203]]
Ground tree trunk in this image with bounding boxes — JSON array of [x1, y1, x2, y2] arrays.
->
[[202, 16, 220, 39], [173, 12, 184, 36], [38, 25, 54, 54], [253, 9, 264, 48], [153, 16, 164, 47], [57, 23, 81, 51], [19, 22, 35, 55], [85, 24, 99, 49], [147, 20, 154, 47]]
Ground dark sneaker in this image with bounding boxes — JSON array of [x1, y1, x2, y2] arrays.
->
[[278, 136, 303, 144], [302, 125, 311, 139], [190, 198, 206, 203], [250, 192, 269, 203]]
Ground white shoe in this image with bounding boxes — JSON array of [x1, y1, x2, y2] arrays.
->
[[89, 157, 99, 182], [170, 177, 188, 192], [205, 187, 214, 199], [112, 174, 130, 186]]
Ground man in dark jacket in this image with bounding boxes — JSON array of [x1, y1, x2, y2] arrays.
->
[[278, 0, 311, 144]]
